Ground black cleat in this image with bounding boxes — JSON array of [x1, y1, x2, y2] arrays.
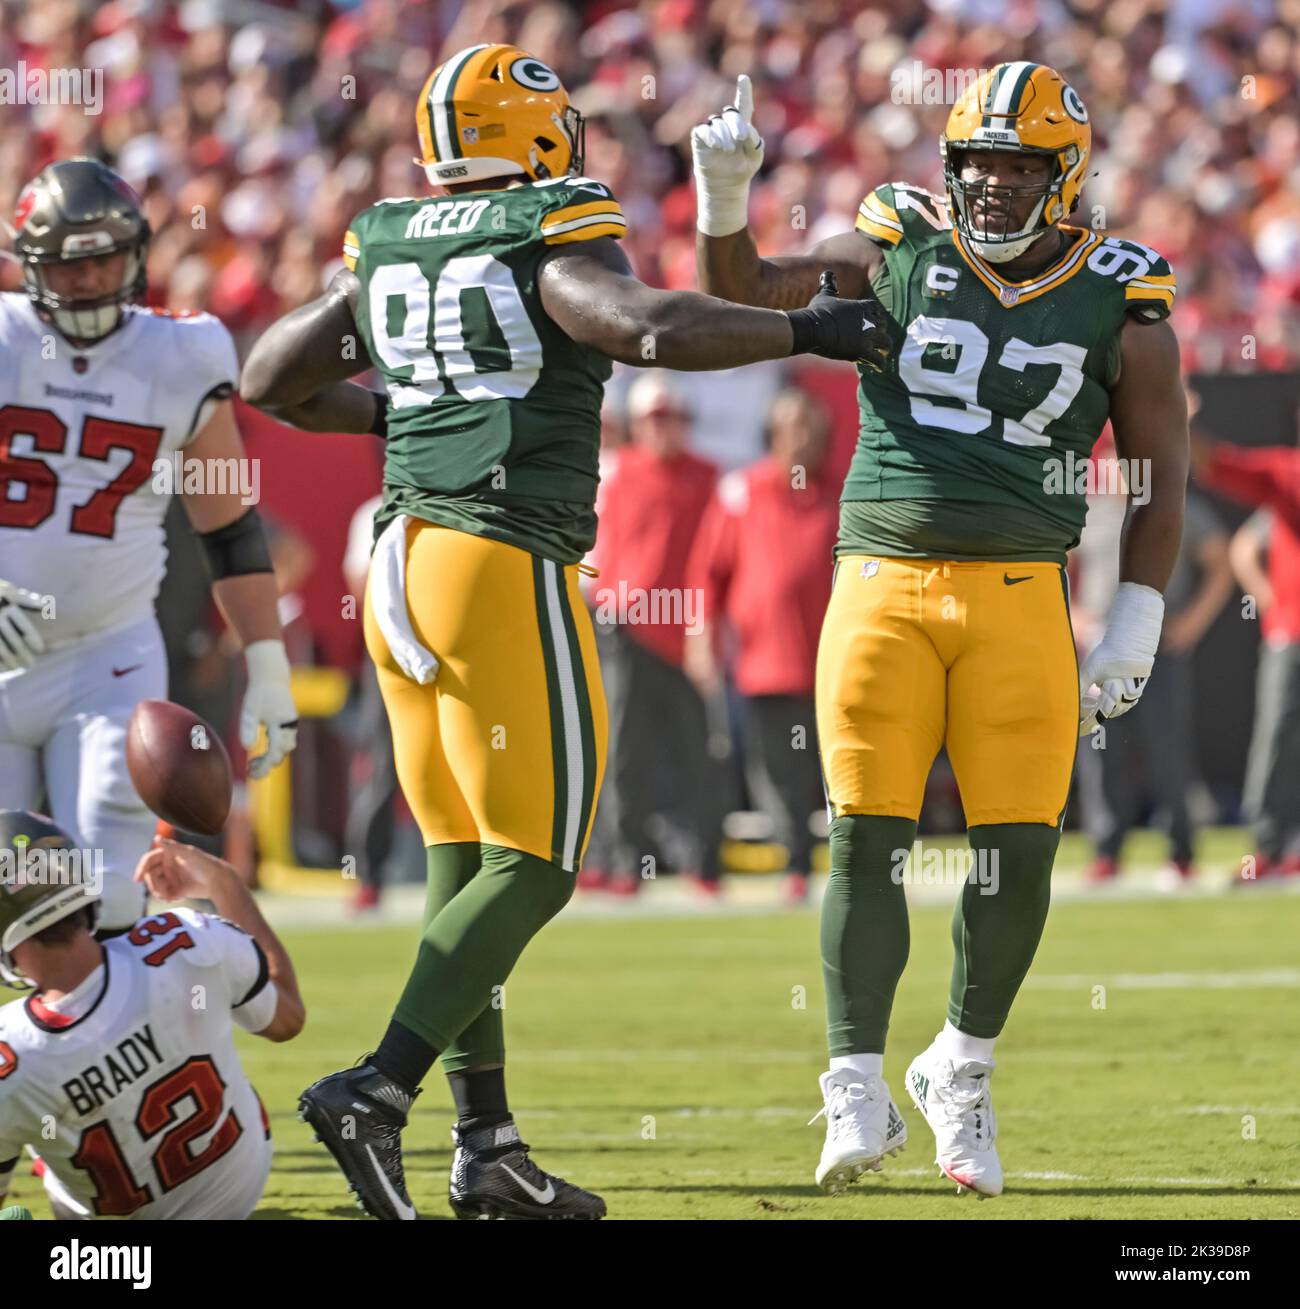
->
[[298, 1062, 420, 1221], [448, 1120, 606, 1220]]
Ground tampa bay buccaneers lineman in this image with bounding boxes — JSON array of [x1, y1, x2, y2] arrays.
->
[[0, 159, 298, 931]]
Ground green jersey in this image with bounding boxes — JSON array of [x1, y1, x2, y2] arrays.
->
[[345, 177, 627, 562], [841, 181, 1176, 563]]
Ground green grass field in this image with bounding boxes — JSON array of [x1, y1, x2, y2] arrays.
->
[[7, 831, 1299, 1220]]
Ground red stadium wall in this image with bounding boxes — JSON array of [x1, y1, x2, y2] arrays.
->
[[236, 401, 382, 671]]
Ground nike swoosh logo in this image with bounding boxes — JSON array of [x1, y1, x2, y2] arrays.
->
[[500, 1163, 555, 1205], [1003, 575, 1032, 586], [111, 664, 142, 677], [363, 1144, 416, 1220]]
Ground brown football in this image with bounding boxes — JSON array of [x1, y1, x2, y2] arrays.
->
[[126, 700, 233, 837]]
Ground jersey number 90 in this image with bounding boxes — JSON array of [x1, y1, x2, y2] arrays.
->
[[369, 256, 543, 407]]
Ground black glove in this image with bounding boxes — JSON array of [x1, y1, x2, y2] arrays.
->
[[785, 270, 892, 372]]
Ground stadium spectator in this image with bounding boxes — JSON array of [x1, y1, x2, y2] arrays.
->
[[688, 389, 839, 902], [585, 372, 723, 895], [1193, 434, 1300, 881], [5, 0, 1299, 898], [1073, 459, 1233, 886], [1, 0, 1294, 370]]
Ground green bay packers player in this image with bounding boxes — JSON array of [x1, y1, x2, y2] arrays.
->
[[695, 65, 1188, 1197], [242, 43, 889, 1220]]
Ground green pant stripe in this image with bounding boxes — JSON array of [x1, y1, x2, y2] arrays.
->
[[531, 557, 568, 866], [1056, 564, 1079, 830], [555, 571, 598, 863]]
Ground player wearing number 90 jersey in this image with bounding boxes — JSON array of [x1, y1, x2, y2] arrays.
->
[[342, 174, 626, 562], [695, 62, 1189, 1197], [242, 41, 893, 1221]]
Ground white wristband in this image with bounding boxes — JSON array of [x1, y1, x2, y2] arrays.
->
[[1104, 582, 1165, 665], [694, 175, 753, 238], [244, 639, 291, 682]]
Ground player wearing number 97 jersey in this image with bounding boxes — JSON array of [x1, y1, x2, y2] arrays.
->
[[695, 63, 1188, 1197], [242, 41, 893, 1221], [0, 811, 304, 1219], [0, 159, 298, 933]]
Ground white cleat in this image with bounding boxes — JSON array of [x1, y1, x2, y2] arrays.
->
[[810, 1069, 907, 1194], [905, 1043, 1003, 1199]]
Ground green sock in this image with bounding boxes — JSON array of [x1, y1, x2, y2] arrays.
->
[[393, 843, 575, 1052], [948, 823, 1059, 1039], [821, 814, 917, 1056], [418, 844, 506, 1071]]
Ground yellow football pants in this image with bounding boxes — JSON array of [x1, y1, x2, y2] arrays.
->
[[364, 523, 607, 870], [816, 557, 1078, 827]]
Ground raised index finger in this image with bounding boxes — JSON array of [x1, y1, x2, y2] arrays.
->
[[734, 74, 754, 123]]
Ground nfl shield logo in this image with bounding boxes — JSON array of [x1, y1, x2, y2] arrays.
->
[[999, 285, 1020, 307], [860, 560, 880, 580], [462, 126, 479, 144]]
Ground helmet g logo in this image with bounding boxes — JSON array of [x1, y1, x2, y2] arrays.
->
[[510, 58, 561, 92], [1062, 84, 1088, 124]]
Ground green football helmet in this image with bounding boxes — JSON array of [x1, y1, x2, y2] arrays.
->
[[0, 811, 99, 989]]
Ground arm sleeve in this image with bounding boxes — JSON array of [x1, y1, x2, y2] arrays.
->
[[175, 909, 279, 1031], [179, 315, 240, 443], [1122, 247, 1177, 323], [538, 179, 627, 245], [855, 184, 904, 249]]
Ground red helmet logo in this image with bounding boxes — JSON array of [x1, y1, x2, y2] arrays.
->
[[13, 187, 36, 232]]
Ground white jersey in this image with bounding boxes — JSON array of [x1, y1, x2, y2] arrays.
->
[[0, 294, 238, 646], [0, 908, 277, 1219]]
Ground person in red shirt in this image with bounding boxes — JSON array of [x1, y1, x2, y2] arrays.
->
[[1192, 431, 1300, 882], [586, 373, 723, 895], [687, 390, 840, 902]]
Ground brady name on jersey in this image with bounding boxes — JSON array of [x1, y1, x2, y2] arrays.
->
[[0, 812, 305, 1219]]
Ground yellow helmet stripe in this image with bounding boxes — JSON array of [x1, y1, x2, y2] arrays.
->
[[427, 43, 490, 163]]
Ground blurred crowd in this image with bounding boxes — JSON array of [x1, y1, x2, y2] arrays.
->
[[3, 0, 1298, 897], [2, 0, 1299, 369]]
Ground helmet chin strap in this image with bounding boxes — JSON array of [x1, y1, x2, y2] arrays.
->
[[965, 194, 1050, 264]]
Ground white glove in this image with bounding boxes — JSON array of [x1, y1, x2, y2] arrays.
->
[[691, 74, 765, 237], [0, 579, 48, 672], [240, 640, 298, 779], [1078, 582, 1165, 736]]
